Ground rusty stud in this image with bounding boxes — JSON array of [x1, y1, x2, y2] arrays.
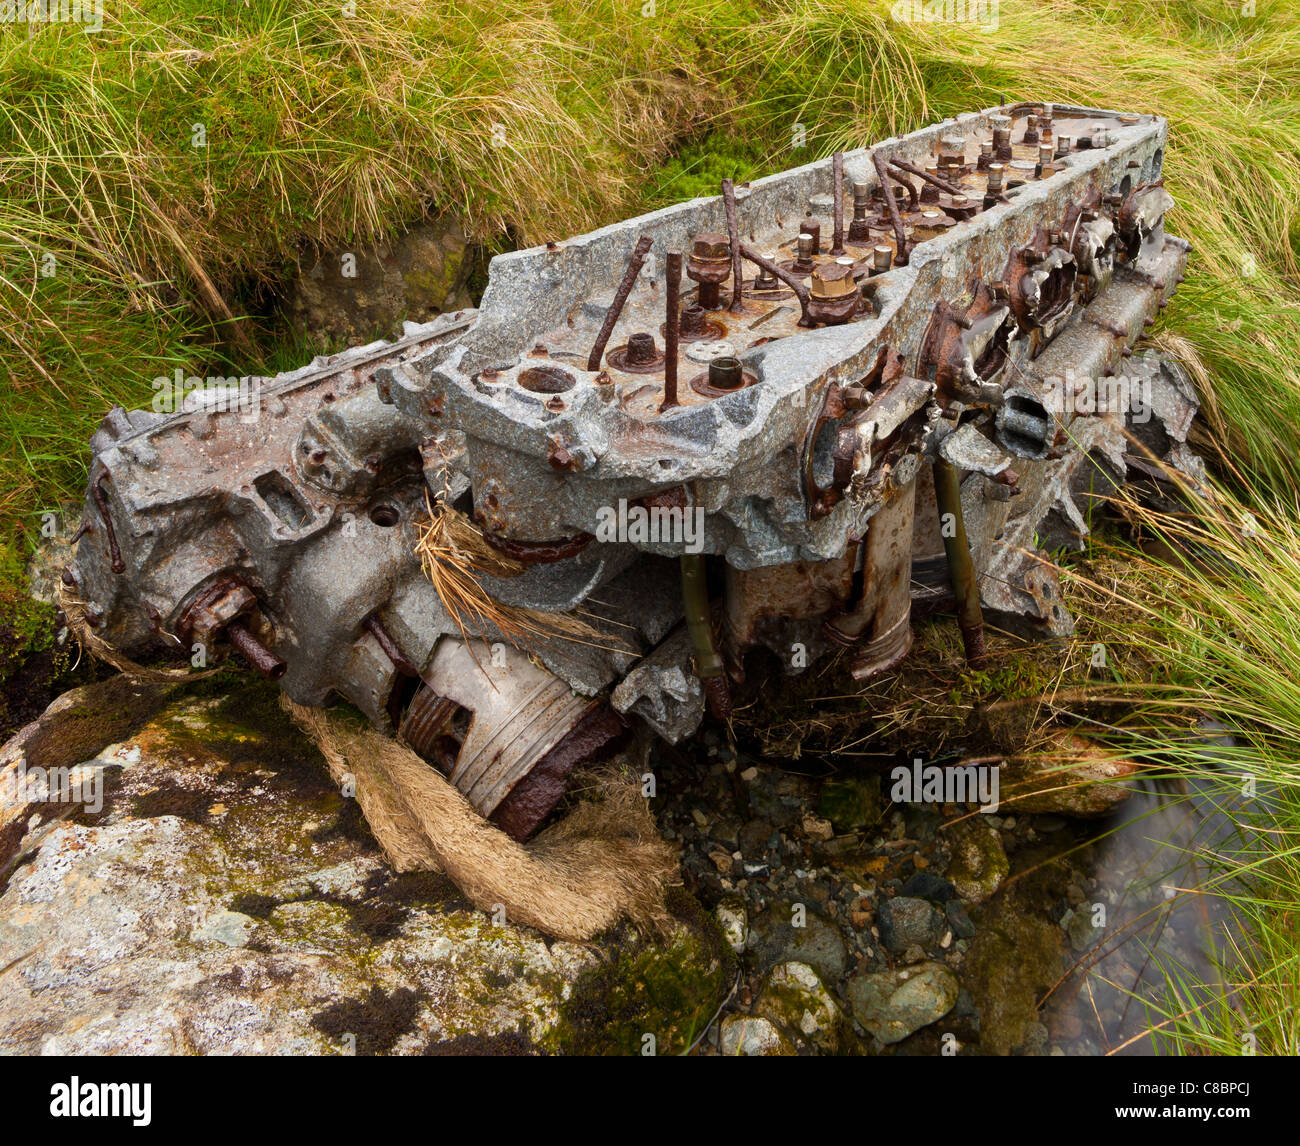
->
[[848, 181, 873, 242], [739, 245, 813, 326], [662, 249, 682, 411], [227, 619, 286, 681], [686, 231, 732, 311], [588, 233, 654, 371], [547, 443, 578, 471], [795, 232, 816, 273], [722, 177, 744, 312], [708, 357, 745, 391], [626, 331, 659, 366], [753, 253, 780, 291], [830, 152, 846, 256], [872, 151, 909, 264]]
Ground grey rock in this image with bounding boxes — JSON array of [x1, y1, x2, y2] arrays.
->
[[945, 817, 1009, 904], [717, 1014, 793, 1056], [945, 901, 977, 940], [196, 910, 258, 948], [715, 896, 748, 954], [846, 962, 960, 1045], [0, 679, 727, 1055], [738, 818, 776, 859], [754, 960, 846, 1055], [747, 900, 849, 982], [877, 896, 945, 952], [286, 218, 474, 344]]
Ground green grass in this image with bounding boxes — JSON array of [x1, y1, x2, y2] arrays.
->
[[1054, 482, 1300, 1055]]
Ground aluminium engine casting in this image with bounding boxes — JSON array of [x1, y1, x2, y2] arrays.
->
[[67, 102, 1201, 841]]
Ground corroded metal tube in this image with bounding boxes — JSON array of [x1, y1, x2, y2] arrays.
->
[[662, 249, 682, 410], [830, 152, 846, 255], [227, 619, 287, 680], [587, 233, 653, 372], [681, 553, 731, 720], [933, 458, 988, 668], [739, 244, 812, 326], [722, 178, 744, 312], [873, 150, 910, 265]]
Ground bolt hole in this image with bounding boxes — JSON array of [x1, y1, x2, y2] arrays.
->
[[369, 504, 400, 527]]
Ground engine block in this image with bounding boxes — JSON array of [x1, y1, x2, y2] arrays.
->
[[67, 102, 1199, 839]]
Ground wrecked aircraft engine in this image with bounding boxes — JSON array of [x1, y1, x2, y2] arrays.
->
[[67, 103, 1200, 841]]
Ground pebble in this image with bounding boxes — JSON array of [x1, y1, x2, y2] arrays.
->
[[718, 1015, 791, 1056], [846, 962, 959, 1045], [877, 896, 945, 953]]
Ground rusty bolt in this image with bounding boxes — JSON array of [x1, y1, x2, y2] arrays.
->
[[548, 442, 578, 471], [810, 262, 856, 299], [689, 232, 730, 266]]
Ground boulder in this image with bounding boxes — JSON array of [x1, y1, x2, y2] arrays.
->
[[0, 676, 729, 1055]]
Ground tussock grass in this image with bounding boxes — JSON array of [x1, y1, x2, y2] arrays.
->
[[0, 1, 726, 544], [1046, 480, 1300, 1055]]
